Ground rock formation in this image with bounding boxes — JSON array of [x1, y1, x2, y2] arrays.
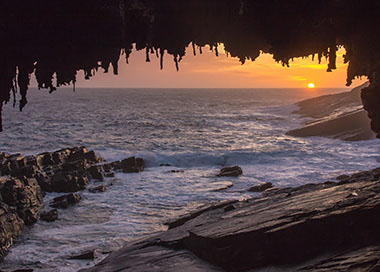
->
[[0, 146, 144, 262], [0, 1, 380, 136], [82, 169, 380, 271]]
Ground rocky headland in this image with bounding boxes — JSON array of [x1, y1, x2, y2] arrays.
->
[[287, 82, 376, 141], [0, 147, 144, 263]]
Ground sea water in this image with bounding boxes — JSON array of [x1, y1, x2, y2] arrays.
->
[[0, 88, 379, 271]]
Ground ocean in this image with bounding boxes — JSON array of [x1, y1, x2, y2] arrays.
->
[[0, 88, 379, 271]]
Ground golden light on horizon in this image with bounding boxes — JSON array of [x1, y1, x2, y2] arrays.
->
[[307, 83, 316, 89]]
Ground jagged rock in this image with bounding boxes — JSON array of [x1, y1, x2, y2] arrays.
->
[[40, 209, 58, 222], [0, 176, 43, 261], [216, 166, 243, 177], [50, 193, 81, 209], [0, 147, 146, 263], [0, 202, 24, 262], [0, 177, 43, 225], [89, 185, 106, 193], [43, 172, 89, 193], [248, 182, 273, 192], [120, 157, 144, 173], [88, 165, 104, 180], [107, 157, 145, 173]]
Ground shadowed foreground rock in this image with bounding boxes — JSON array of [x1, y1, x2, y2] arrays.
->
[[82, 170, 380, 271]]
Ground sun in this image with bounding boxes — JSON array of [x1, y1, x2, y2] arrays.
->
[[307, 83, 316, 89]]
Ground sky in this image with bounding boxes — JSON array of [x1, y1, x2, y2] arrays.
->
[[36, 44, 367, 89]]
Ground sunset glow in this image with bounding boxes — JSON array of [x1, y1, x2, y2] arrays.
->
[[307, 83, 316, 89], [46, 44, 367, 89]]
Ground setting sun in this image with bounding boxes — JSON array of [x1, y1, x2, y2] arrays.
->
[[307, 83, 316, 89]]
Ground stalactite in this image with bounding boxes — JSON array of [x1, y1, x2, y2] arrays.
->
[[192, 42, 196, 56], [327, 46, 337, 72], [146, 47, 151, 62], [160, 48, 165, 70], [174, 55, 179, 71]]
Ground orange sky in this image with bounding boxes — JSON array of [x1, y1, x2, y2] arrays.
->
[[41, 44, 368, 89]]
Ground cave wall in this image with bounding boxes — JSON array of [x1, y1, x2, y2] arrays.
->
[[0, 0, 380, 136]]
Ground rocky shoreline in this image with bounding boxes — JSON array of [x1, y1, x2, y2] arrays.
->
[[0, 147, 144, 264], [80, 167, 380, 271], [1, 147, 380, 271]]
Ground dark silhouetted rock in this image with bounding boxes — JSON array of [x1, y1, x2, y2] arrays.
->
[[89, 185, 106, 193], [216, 166, 242, 177], [88, 165, 104, 180], [51, 193, 81, 209], [248, 182, 273, 192], [121, 157, 145, 173], [40, 209, 58, 222]]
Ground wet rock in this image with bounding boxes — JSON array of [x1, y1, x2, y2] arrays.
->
[[0, 202, 24, 262], [44, 172, 90, 193], [248, 182, 273, 192], [88, 165, 104, 180], [0, 176, 43, 261], [0, 177, 43, 225], [40, 209, 58, 222], [89, 185, 106, 193], [82, 177, 380, 272], [70, 250, 95, 260], [216, 166, 243, 177], [337, 174, 350, 181], [104, 172, 115, 178], [104, 157, 144, 174], [51, 193, 81, 209], [121, 157, 144, 173], [167, 170, 184, 173]]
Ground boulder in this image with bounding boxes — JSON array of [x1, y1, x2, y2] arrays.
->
[[40, 209, 58, 222], [248, 182, 273, 192], [121, 157, 144, 173], [89, 185, 106, 193], [50, 193, 81, 209], [216, 166, 243, 177]]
